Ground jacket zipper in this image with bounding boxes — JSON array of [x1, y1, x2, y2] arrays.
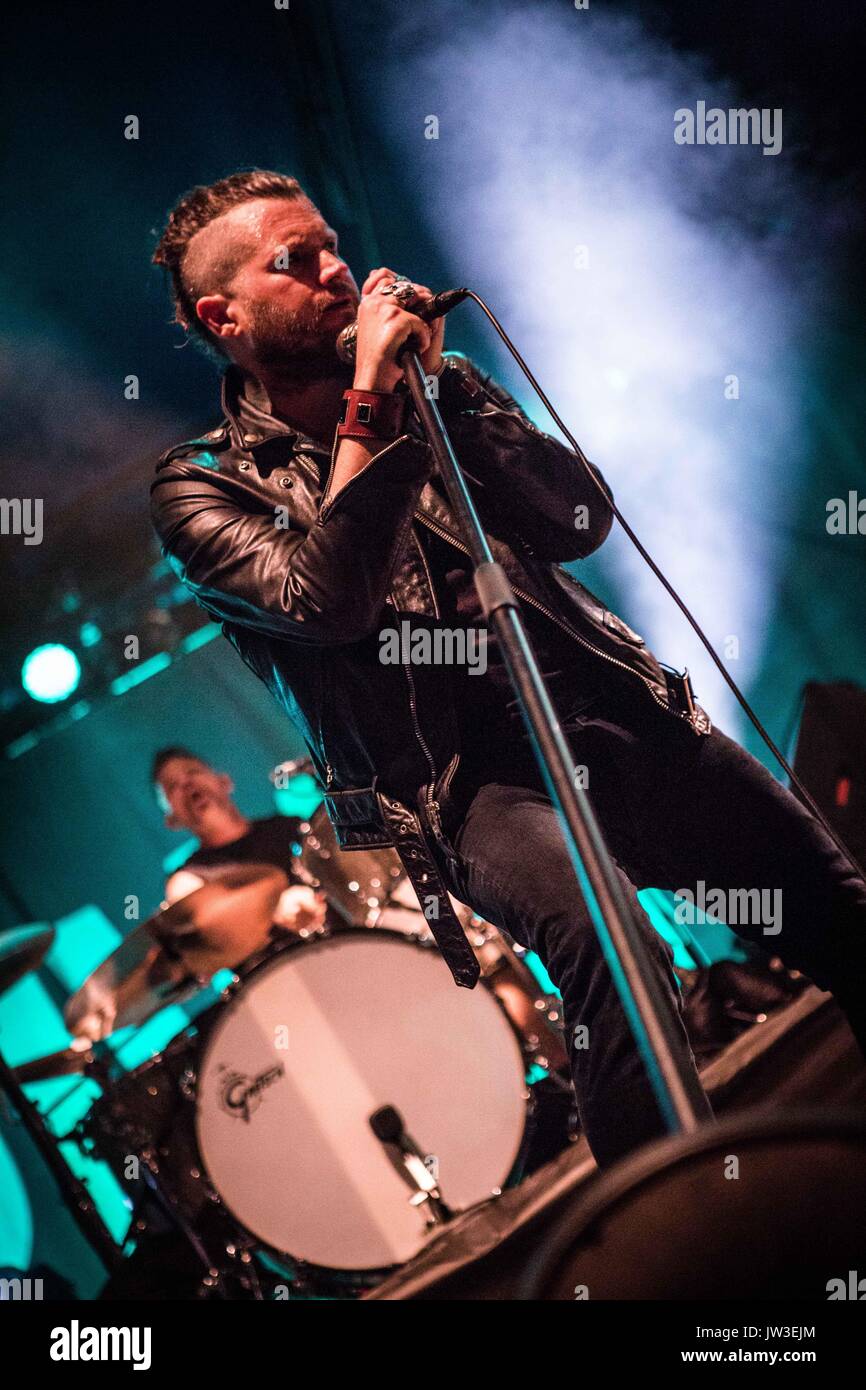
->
[[403, 656, 437, 782], [402, 655, 452, 846], [395, 570, 458, 849], [413, 512, 675, 718]]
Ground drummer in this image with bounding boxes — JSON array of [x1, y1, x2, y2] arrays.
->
[[152, 745, 327, 933]]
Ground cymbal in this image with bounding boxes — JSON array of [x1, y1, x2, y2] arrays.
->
[[296, 805, 404, 925], [63, 865, 288, 1041], [0, 924, 56, 997], [152, 865, 289, 979]]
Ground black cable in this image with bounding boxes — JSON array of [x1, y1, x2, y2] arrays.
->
[[463, 289, 866, 883]]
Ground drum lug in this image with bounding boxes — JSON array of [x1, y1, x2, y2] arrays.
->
[[179, 1066, 197, 1102]]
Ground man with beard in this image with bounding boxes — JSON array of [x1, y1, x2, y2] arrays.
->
[[150, 170, 866, 1170]]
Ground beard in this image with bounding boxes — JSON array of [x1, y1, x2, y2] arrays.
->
[[246, 293, 356, 383]]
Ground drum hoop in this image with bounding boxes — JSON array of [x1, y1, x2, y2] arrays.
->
[[191, 924, 532, 1274], [198, 924, 528, 1066]]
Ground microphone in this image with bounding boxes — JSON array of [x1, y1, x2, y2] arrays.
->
[[336, 286, 469, 365], [368, 1103, 453, 1223]]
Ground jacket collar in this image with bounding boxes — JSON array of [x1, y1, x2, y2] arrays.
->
[[220, 366, 331, 458]]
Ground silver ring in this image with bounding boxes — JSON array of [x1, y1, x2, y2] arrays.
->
[[379, 277, 418, 308]]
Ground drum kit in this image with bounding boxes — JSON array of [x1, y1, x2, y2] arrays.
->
[[2, 760, 571, 1297]]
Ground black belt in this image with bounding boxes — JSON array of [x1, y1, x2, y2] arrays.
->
[[375, 788, 480, 989]]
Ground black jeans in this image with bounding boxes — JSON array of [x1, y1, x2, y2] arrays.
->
[[433, 694, 866, 1169]]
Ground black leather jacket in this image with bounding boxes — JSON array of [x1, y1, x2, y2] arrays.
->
[[152, 357, 710, 984]]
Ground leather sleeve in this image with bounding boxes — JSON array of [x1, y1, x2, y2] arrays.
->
[[434, 355, 614, 561], [151, 434, 432, 645]]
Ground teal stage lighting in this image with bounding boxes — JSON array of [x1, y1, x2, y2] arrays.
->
[[21, 643, 81, 703]]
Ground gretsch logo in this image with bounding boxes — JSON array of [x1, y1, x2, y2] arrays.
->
[[218, 1063, 285, 1122]]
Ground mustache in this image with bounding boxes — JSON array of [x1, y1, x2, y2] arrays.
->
[[253, 294, 352, 337], [309, 289, 358, 324], [248, 294, 357, 376]]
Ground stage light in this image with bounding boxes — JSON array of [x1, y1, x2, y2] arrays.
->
[[21, 643, 81, 704], [366, 0, 828, 741]]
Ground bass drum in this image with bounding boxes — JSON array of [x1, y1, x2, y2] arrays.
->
[[194, 929, 528, 1273]]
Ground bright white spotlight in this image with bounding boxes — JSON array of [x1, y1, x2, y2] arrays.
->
[[368, 1, 829, 740], [21, 643, 81, 703]]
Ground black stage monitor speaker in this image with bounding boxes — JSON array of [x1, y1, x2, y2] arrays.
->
[[375, 1110, 866, 1300], [793, 680, 866, 868]]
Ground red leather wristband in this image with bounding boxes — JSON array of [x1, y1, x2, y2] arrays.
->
[[336, 389, 409, 442]]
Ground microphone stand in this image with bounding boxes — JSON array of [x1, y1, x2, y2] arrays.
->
[[402, 349, 708, 1139]]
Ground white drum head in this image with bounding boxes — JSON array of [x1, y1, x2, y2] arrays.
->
[[195, 931, 527, 1271]]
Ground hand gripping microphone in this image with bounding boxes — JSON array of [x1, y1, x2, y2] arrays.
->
[[336, 286, 469, 365]]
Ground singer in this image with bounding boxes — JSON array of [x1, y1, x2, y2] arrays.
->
[[151, 170, 866, 1167]]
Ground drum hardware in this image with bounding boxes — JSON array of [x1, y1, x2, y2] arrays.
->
[[0, 924, 56, 992], [14, 1035, 102, 1085], [129, 1162, 266, 1301], [135, 1146, 233, 1301], [177, 1063, 197, 1102], [0, 925, 124, 1274], [81, 1018, 266, 1298], [369, 1104, 454, 1227], [6, 766, 575, 1296], [34, 1058, 116, 1134]]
